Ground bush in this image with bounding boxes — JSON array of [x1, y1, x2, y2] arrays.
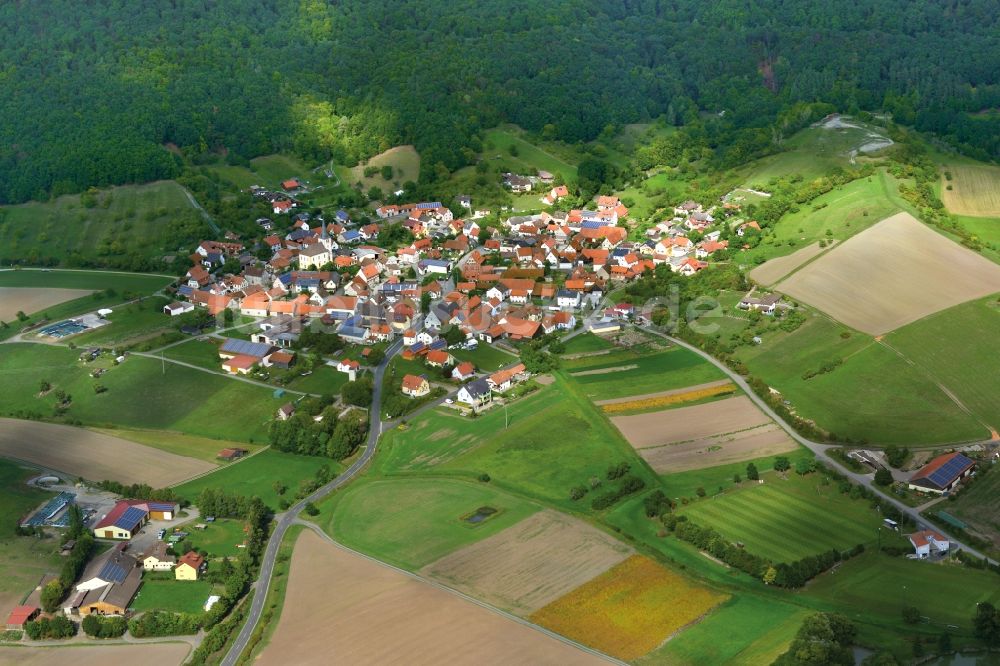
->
[[82, 614, 127, 638], [901, 606, 921, 624]]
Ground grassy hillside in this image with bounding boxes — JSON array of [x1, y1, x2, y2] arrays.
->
[[0, 181, 203, 269]]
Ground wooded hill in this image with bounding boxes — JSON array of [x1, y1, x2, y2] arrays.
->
[[2, 0, 1000, 203]]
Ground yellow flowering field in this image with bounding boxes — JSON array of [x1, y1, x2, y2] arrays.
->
[[529, 555, 727, 660], [601, 383, 736, 414]]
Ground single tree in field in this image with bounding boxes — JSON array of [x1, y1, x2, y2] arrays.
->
[[746, 462, 759, 481], [773, 456, 791, 472]]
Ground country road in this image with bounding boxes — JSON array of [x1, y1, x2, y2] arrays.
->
[[221, 338, 403, 666]]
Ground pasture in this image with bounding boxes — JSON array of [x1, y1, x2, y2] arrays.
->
[[175, 449, 334, 508], [530, 555, 726, 661], [0, 418, 214, 486], [0, 287, 94, 322], [775, 212, 1000, 335], [565, 347, 725, 400], [736, 309, 987, 444], [886, 296, 1000, 434], [0, 644, 191, 666], [645, 595, 807, 666], [483, 128, 579, 183], [131, 578, 216, 614], [941, 164, 1000, 217], [421, 510, 633, 615], [258, 530, 607, 665], [677, 471, 895, 562], [0, 180, 200, 266], [347, 145, 421, 190], [321, 478, 539, 569]]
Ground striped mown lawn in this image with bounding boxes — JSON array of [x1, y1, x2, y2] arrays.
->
[[678, 473, 885, 562]]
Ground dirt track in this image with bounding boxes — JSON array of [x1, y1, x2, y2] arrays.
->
[[0, 287, 94, 321], [258, 529, 609, 665], [0, 643, 190, 666], [0, 418, 214, 486], [776, 213, 1000, 334], [421, 510, 632, 616], [611, 395, 771, 449]]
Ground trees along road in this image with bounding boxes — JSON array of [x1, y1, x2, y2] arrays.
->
[[221, 339, 403, 666]]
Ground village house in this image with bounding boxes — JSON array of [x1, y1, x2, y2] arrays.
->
[[176, 552, 206, 581], [487, 363, 529, 392], [141, 542, 176, 572], [908, 530, 950, 559], [457, 377, 493, 409], [451, 361, 475, 381], [738, 292, 782, 315], [401, 374, 431, 397]]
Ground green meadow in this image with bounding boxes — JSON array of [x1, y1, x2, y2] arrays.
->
[[131, 578, 216, 615], [565, 347, 725, 400]]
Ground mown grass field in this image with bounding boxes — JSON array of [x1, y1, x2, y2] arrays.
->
[[161, 338, 222, 370], [89, 428, 261, 464], [0, 181, 199, 266], [131, 578, 216, 614], [642, 595, 808, 666], [319, 478, 539, 569], [530, 555, 726, 661], [735, 313, 986, 444], [677, 471, 902, 562], [175, 449, 336, 508], [449, 343, 516, 370], [560, 332, 615, 355], [942, 466, 1000, 551], [183, 518, 248, 558], [482, 128, 579, 183], [67, 296, 172, 346], [0, 344, 284, 442], [565, 347, 725, 400], [886, 296, 1000, 433]]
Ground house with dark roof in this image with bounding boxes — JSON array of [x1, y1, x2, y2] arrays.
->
[[66, 545, 142, 616], [457, 378, 492, 408], [907, 452, 975, 494]]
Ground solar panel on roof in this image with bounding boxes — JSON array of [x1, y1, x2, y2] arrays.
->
[[927, 455, 971, 487], [114, 506, 147, 529], [147, 502, 174, 512], [220, 339, 273, 357], [98, 558, 128, 584]]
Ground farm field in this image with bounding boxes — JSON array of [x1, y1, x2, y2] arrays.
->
[[421, 510, 633, 616], [597, 379, 737, 414], [565, 347, 725, 400], [530, 555, 726, 661], [258, 529, 607, 666], [644, 595, 807, 666], [806, 551, 1000, 634], [131, 577, 216, 614], [89, 428, 260, 464], [175, 449, 335, 509], [677, 471, 898, 562], [940, 467, 1000, 549], [436, 379, 656, 507], [347, 145, 420, 191], [560, 332, 615, 355], [0, 418, 214, 486], [747, 242, 831, 286], [885, 296, 1000, 433], [321, 478, 539, 569], [941, 164, 1000, 217], [0, 287, 94, 322], [0, 644, 191, 666], [0, 180, 200, 267], [657, 449, 814, 499], [775, 212, 1000, 335], [735, 313, 987, 444], [0, 344, 283, 442], [610, 395, 797, 473]]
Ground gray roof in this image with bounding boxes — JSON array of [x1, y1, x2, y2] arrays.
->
[[462, 378, 491, 398], [220, 338, 274, 358]]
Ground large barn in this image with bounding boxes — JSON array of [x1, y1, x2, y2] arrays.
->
[[92, 500, 177, 540], [907, 452, 975, 494]]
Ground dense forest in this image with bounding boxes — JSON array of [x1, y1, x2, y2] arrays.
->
[[2, 0, 1000, 203]]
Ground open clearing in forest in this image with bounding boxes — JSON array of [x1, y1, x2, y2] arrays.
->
[[258, 529, 609, 666], [941, 164, 1000, 217], [530, 555, 727, 661], [776, 212, 1000, 335], [0, 418, 213, 486], [348, 145, 421, 190], [421, 510, 633, 616], [0, 643, 191, 666], [0, 287, 95, 321], [747, 242, 833, 286]]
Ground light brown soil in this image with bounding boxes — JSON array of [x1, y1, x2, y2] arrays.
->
[[748, 241, 835, 286], [258, 530, 609, 666], [0, 643, 190, 666], [534, 374, 555, 385], [0, 287, 94, 321], [571, 364, 638, 377], [610, 395, 771, 449], [941, 165, 1000, 217], [638, 424, 799, 473], [594, 379, 733, 406], [0, 418, 214, 486], [776, 213, 1000, 335], [420, 510, 633, 616]]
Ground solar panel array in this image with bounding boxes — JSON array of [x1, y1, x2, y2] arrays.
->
[[926, 454, 972, 488], [98, 557, 130, 584], [147, 502, 175, 512], [114, 506, 147, 529], [220, 338, 273, 357]]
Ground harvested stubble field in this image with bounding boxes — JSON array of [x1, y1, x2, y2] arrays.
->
[[0, 643, 191, 665], [259, 529, 608, 666], [776, 212, 1000, 335], [941, 164, 1000, 217], [421, 510, 633, 616], [0, 287, 95, 321], [530, 555, 727, 661], [599, 380, 736, 414], [0, 418, 214, 486], [639, 424, 798, 473], [747, 241, 834, 286], [611, 395, 771, 449]]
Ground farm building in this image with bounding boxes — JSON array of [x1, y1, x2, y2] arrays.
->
[[218, 338, 275, 362], [67, 545, 142, 616], [141, 542, 176, 572], [92, 499, 177, 539], [222, 354, 257, 375], [908, 530, 950, 559], [218, 447, 249, 461], [163, 301, 195, 316], [176, 552, 206, 581], [6, 605, 39, 630], [907, 452, 975, 494], [277, 403, 296, 420]]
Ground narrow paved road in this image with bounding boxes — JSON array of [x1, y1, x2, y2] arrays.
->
[[221, 339, 403, 666], [643, 326, 997, 565]]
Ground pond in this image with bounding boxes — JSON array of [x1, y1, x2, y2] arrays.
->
[[464, 506, 498, 525]]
